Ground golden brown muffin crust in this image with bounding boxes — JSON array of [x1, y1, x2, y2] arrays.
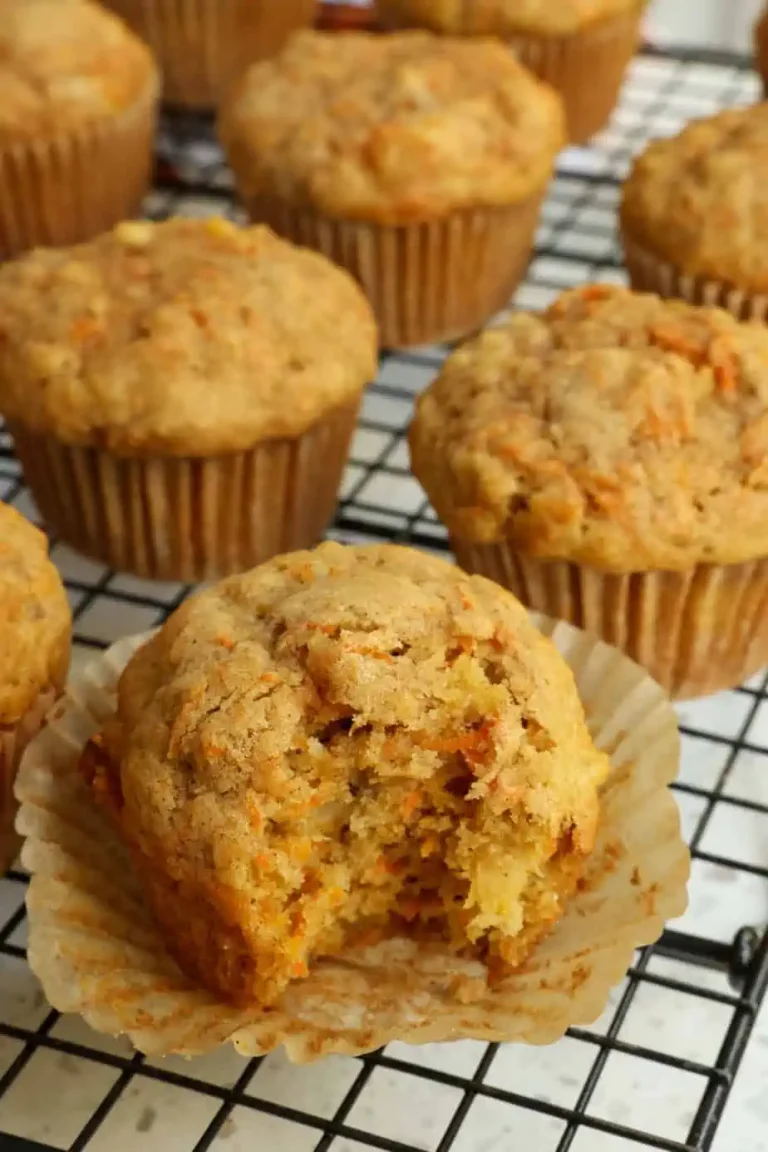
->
[[378, 0, 647, 36], [0, 217, 377, 455], [0, 0, 157, 144], [621, 105, 768, 294], [409, 285, 768, 572], [219, 30, 565, 224], [0, 503, 71, 724], [94, 542, 607, 1006]]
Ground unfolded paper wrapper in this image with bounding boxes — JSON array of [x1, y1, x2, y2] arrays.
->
[[15, 619, 689, 1063]]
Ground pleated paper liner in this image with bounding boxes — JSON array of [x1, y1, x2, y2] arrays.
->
[[452, 541, 768, 701], [375, 5, 644, 144], [105, 0, 315, 110], [623, 234, 768, 323], [508, 9, 643, 144], [239, 195, 544, 349], [7, 401, 359, 583], [15, 617, 689, 1062], [1, 686, 62, 876], [0, 75, 158, 261]]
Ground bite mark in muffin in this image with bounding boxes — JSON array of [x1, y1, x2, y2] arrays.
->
[[81, 543, 608, 1006]]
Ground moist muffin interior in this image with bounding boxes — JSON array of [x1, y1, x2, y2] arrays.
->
[[83, 544, 607, 1007]]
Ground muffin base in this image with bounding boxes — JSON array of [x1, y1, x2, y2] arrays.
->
[[106, 0, 315, 109], [452, 540, 768, 699], [8, 403, 359, 583], [2, 687, 60, 875], [622, 234, 768, 322], [0, 77, 158, 261], [242, 195, 545, 349]]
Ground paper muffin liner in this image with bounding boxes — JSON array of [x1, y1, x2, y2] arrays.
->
[[377, 7, 643, 144], [0, 76, 158, 261], [622, 234, 768, 323], [507, 10, 643, 144], [1, 687, 60, 876], [106, 0, 316, 109], [15, 619, 688, 1062], [452, 541, 768, 700], [7, 402, 359, 583], [239, 194, 544, 349]]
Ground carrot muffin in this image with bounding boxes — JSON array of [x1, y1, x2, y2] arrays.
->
[[376, 0, 648, 143], [622, 104, 768, 321], [0, 217, 377, 582], [1, 503, 70, 873], [80, 541, 609, 1007], [102, 0, 316, 110], [0, 0, 159, 259], [220, 30, 564, 349], [756, 5, 768, 96], [410, 284, 768, 699]]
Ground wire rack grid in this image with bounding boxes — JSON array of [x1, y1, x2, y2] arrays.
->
[[1, 42, 768, 1152]]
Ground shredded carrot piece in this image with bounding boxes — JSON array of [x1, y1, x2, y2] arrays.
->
[[420, 721, 495, 763], [709, 336, 739, 394], [648, 321, 708, 365], [349, 646, 394, 663], [550, 284, 614, 317], [401, 790, 423, 818], [254, 853, 270, 869], [215, 634, 235, 649], [70, 316, 100, 342], [202, 741, 225, 758], [292, 961, 308, 978], [398, 898, 425, 922]]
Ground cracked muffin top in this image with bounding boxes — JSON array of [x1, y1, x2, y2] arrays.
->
[[219, 30, 564, 224], [409, 285, 768, 571], [377, 0, 647, 36], [0, 0, 157, 144], [0, 217, 377, 455], [621, 104, 768, 293], [0, 502, 70, 724], [87, 541, 607, 1005]]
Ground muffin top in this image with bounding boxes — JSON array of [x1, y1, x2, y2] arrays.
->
[[621, 105, 768, 293], [0, 503, 71, 724], [377, 0, 646, 36], [114, 542, 599, 850], [0, 217, 378, 455], [0, 0, 157, 144], [409, 285, 768, 572], [219, 30, 565, 224]]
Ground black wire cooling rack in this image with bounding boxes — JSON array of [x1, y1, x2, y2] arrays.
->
[[1, 42, 768, 1152]]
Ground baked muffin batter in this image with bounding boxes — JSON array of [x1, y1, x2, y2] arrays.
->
[[0, 0, 155, 142], [410, 285, 768, 571], [621, 104, 768, 294], [83, 543, 608, 1006]]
